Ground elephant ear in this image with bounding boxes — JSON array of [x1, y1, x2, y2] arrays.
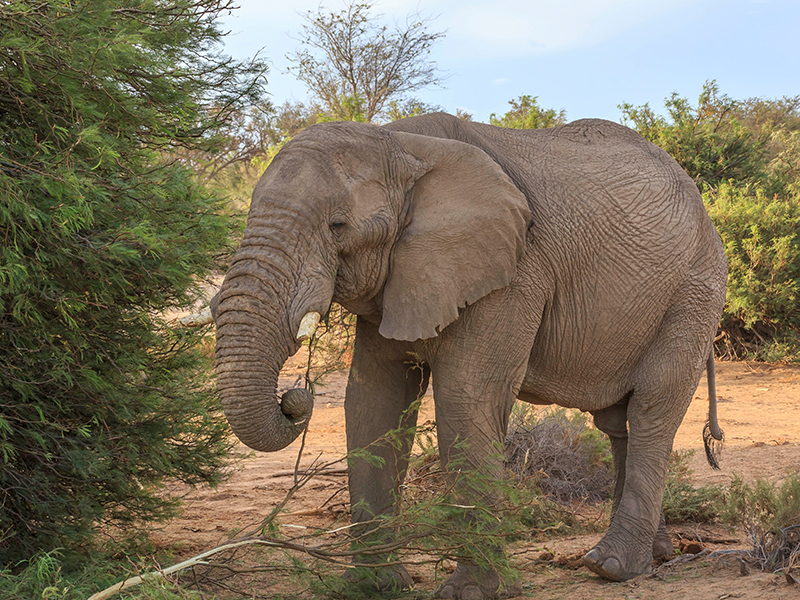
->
[[379, 132, 531, 342]]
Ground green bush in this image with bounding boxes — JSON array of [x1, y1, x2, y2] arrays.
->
[[662, 450, 722, 524], [620, 81, 769, 189], [705, 183, 800, 359], [0, 0, 266, 562], [0, 550, 202, 600], [717, 473, 800, 532], [622, 82, 800, 359], [489, 95, 567, 130]]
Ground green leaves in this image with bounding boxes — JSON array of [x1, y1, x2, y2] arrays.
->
[[705, 184, 800, 356], [620, 81, 772, 188], [0, 0, 265, 562], [489, 95, 567, 130], [621, 81, 800, 359]]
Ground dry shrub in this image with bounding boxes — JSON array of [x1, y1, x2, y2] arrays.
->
[[504, 405, 612, 504], [750, 525, 800, 574], [718, 473, 800, 574], [405, 405, 613, 508]]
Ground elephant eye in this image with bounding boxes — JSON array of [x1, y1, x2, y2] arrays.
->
[[330, 218, 347, 232]]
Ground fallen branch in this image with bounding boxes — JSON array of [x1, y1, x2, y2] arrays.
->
[[647, 547, 751, 578], [87, 538, 283, 600], [282, 504, 348, 518], [675, 532, 741, 544], [270, 467, 348, 478]]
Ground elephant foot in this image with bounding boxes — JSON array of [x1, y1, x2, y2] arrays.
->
[[436, 563, 520, 600], [652, 513, 674, 559], [583, 543, 652, 582], [652, 531, 674, 560], [343, 563, 414, 594]]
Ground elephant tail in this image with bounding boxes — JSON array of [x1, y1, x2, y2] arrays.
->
[[702, 351, 724, 470]]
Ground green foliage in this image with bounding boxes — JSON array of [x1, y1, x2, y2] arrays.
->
[[622, 81, 800, 359], [620, 81, 770, 188], [489, 95, 567, 130], [0, 551, 71, 599], [0, 0, 267, 562], [385, 99, 444, 122], [704, 183, 800, 359], [316, 94, 371, 124], [774, 474, 800, 529], [662, 450, 722, 524], [662, 462, 800, 532], [717, 473, 800, 532], [0, 550, 202, 600], [715, 474, 800, 574], [766, 128, 800, 197]]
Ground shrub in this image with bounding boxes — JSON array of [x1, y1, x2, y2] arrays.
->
[[620, 81, 770, 189], [705, 183, 800, 359], [0, 0, 266, 562], [662, 450, 722, 524], [489, 95, 567, 130], [504, 405, 612, 504], [0, 550, 201, 600], [717, 474, 800, 572], [718, 473, 800, 532], [621, 82, 800, 359]]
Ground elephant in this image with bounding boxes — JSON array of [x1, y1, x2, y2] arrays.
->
[[212, 112, 727, 599]]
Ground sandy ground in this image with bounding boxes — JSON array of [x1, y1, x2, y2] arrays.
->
[[148, 357, 800, 599]]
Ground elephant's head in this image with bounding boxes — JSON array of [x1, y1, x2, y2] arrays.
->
[[214, 119, 530, 452]]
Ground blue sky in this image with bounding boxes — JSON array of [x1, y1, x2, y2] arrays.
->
[[218, 0, 799, 123]]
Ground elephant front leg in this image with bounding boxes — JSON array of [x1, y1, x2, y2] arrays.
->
[[344, 318, 428, 592], [430, 360, 530, 599]]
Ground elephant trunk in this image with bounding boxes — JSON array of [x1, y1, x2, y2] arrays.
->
[[214, 262, 322, 452]]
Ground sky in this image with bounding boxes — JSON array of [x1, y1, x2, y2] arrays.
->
[[218, 0, 800, 124]]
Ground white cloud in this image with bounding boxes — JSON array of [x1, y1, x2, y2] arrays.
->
[[218, 0, 711, 98], [443, 0, 707, 59]]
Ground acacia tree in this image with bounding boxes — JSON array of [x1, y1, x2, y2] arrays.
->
[[0, 0, 267, 561], [286, 1, 446, 122]]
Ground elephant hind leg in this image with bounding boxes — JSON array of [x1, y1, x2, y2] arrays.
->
[[585, 291, 713, 580], [653, 513, 674, 559], [591, 394, 630, 520], [592, 394, 673, 561]]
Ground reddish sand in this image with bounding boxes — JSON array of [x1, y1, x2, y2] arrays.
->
[[149, 356, 800, 599]]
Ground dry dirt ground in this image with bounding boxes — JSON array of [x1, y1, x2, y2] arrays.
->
[[149, 357, 800, 599]]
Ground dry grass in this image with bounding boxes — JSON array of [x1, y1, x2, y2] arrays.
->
[[504, 406, 612, 504]]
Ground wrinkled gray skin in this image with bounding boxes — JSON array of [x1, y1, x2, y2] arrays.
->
[[213, 113, 727, 599]]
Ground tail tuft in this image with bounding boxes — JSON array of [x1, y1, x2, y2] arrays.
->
[[703, 421, 724, 470]]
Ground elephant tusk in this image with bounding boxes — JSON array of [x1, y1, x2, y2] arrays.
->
[[296, 312, 321, 341], [177, 306, 213, 327]]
